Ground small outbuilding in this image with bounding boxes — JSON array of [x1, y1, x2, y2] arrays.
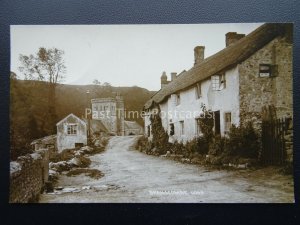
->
[[56, 113, 87, 152]]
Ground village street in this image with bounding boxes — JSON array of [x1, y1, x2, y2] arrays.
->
[[40, 136, 294, 203]]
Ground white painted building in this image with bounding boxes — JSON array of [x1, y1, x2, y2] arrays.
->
[[56, 114, 87, 152], [144, 23, 293, 143]]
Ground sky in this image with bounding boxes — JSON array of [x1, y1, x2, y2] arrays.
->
[[11, 23, 262, 91]]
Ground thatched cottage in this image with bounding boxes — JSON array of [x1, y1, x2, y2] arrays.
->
[[144, 23, 293, 143]]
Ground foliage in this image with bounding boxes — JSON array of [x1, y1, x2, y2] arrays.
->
[[208, 135, 226, 156], [19, 47, 67, 135], [224, 122, 260, 158], [19, 47, 66, 83], [135, 136, 148, 150], [198, 104, 214, 142], [184, 136, 210, 156], [171, 141, 185, 155], [149, 109, 170, 155], [10, 78, 154, 160], [196, 136, 210, 155]]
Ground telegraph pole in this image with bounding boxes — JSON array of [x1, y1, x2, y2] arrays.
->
[[86, 90, 91, 145]]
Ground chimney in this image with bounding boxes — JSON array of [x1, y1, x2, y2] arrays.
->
[[171, 72, 177, 81], [225, 32, 245, 47], [160, 71, 168, 88], [194, 46, 205, 66]]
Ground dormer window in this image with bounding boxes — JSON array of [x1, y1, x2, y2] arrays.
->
[[211, 74, 226, 91]]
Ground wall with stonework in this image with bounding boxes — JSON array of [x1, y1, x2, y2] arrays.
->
[[238, 35, 293, 129], [10, 149, 49, 203]]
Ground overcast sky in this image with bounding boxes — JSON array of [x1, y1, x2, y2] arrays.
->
[[11, 23, 262, 91]]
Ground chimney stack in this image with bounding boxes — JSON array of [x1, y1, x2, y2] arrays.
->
[[171, 72, 177, 81], [194, 46, 205, 66], [225, 32, 245, 47]]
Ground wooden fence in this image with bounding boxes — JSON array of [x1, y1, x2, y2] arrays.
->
[[261, 118, 291, 165]]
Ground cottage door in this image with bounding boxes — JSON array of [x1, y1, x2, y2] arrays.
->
[[214, 111, 221, 135]]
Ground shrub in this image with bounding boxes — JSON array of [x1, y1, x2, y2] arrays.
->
[[208, 135, 226, 156], [150, 110, 170, 155], [135, 135, 148, 150], [198, 105, 214, 142], [224, 122, 259, 158], [171, 141, 185, 155], [196, 136, 210, 155]]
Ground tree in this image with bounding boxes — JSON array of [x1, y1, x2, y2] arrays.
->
[[93, 79, 101, 85], [19, 47, 66, 134]]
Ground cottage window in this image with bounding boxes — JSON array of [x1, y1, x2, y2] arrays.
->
[[180, 121, 184, 135], [169, 123, 174, 136], [195, 118, 202, 135], [176, 94, 181, 105], [195, 82, 202, 99], [211, 74, 226, 91], [67, 124, 78, 135], [224, 112, 232, 133]]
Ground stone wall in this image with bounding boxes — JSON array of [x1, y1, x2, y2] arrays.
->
[[239, 35, 293, 129], [10, 149, 49, 203], [285, 118, 293, 163]]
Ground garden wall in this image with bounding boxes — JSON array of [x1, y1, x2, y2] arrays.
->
[[10, 149, 49, 203]]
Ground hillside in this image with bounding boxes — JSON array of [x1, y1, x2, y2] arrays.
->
[[10, 78, 156, 159]]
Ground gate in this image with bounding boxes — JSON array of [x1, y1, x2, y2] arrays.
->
[[261, 118, 290, 165]]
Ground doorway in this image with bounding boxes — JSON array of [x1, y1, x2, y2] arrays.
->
[[214, 111, 221, 135]]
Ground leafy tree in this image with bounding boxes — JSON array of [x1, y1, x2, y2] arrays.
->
[[19, 47, 66, 134], [93, 79, 101, 85]]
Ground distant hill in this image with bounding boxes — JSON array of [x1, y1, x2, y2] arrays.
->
[[10, 78, 156, 159]]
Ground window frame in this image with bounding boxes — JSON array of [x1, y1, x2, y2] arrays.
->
[[211, 74, 226, 91], [195, 118, 202, 135], [67, 123, 78, 135], [179, 121, 184, 136], [169, 123, 175, 136], [195, 82, 202, 99]]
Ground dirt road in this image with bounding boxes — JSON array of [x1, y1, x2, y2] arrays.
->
[[40, 136, 294, 203]]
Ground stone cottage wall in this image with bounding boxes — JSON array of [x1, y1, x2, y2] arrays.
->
[[10, 149, 49, 203], [285, 118, 293, 163], [238, 35, 293, 129]]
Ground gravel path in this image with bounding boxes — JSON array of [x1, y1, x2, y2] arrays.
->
[[40, 136, 294, 203]]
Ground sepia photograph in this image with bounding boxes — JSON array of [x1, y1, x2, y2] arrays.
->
[[9, 23, 294, 203]]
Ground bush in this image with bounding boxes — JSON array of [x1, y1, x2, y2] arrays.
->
[[150, 111, 170, 155], [224, 123, 260, 158], [135, 136, 148, 151], [196, 136, 210, 155], [208, 135, 226, 156], [171, 141, 185, 155]]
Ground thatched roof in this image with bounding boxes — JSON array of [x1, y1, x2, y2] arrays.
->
[[144, 23, 288, 109]]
